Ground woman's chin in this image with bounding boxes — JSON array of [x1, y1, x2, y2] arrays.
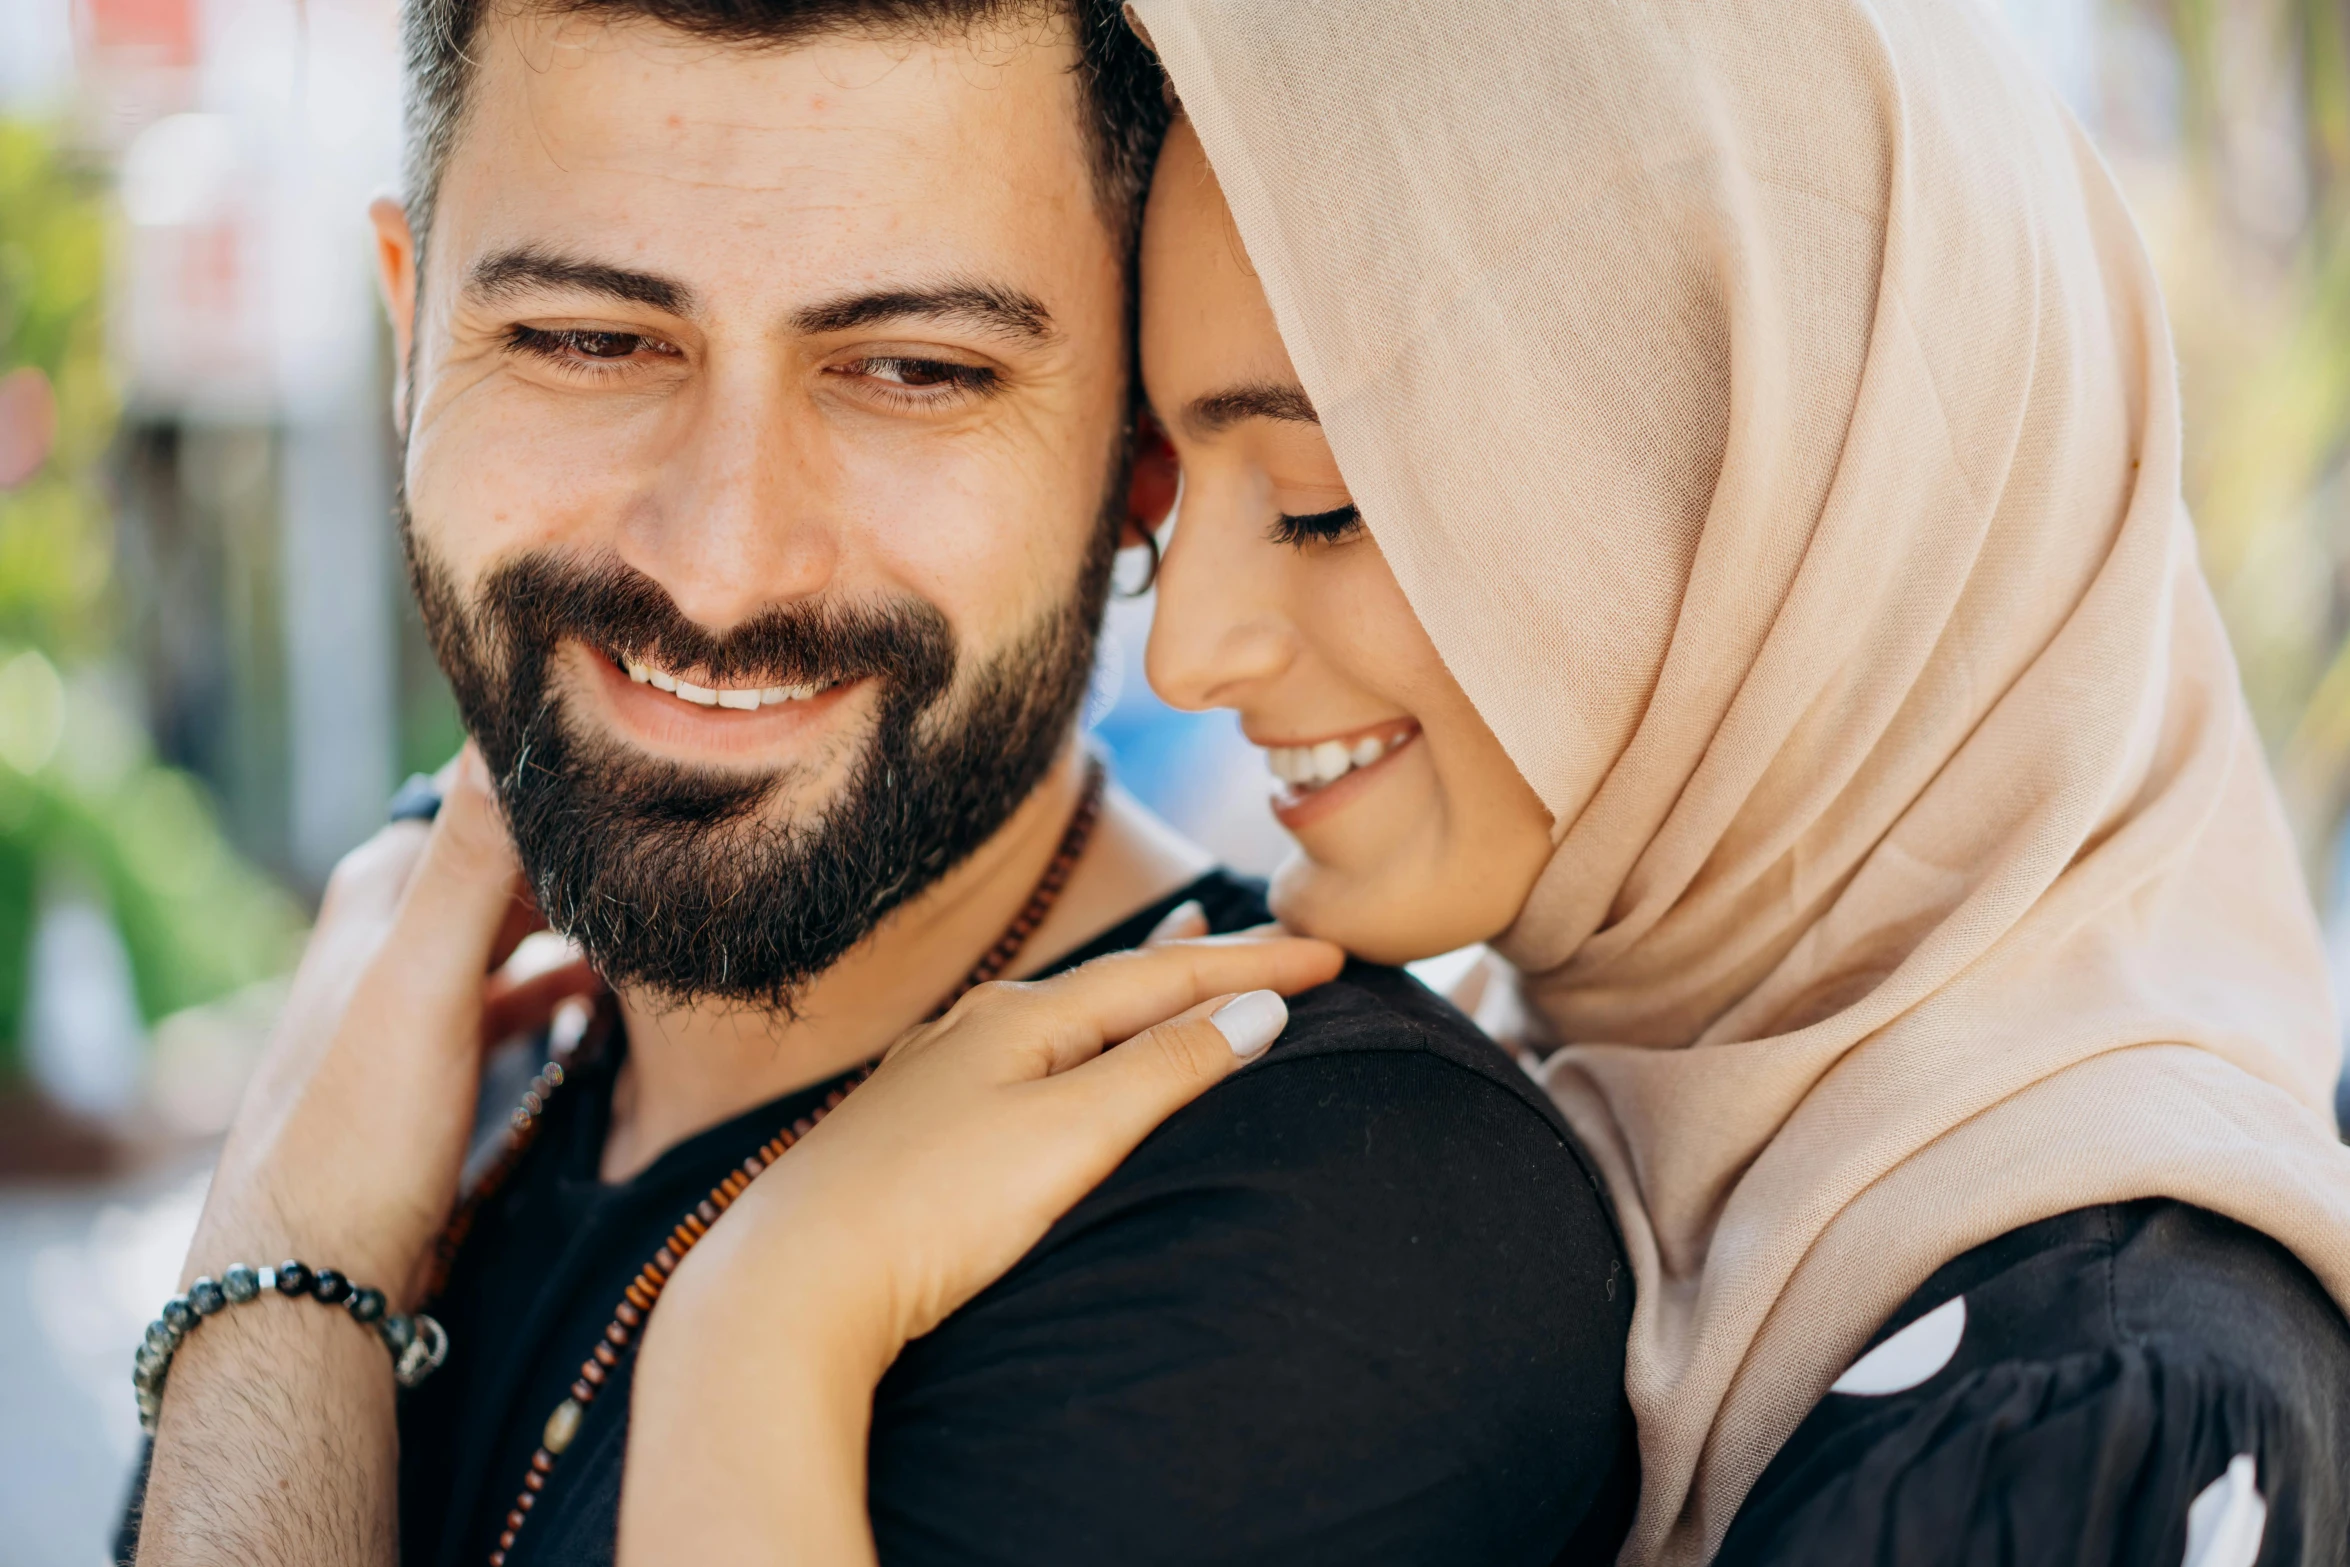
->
[[1267, 851, 1473, 968]]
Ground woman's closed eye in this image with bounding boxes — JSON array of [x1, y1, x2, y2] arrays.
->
[[1268, 503, 1364, 548]]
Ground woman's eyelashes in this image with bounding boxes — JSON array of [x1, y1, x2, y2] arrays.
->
[[1267, 503, 1364, 548]]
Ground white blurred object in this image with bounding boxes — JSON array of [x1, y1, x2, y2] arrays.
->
[[1406, 944, 1546, 1069], [0, 0, 75, 111], [109, 0, 400, 422], [1990, 0, 2100, 127], [1406, 944, 1486, 1001], [24, 888, 148, 1121], [120, 111, 241, 227], [29, 1168, 209, 1462]]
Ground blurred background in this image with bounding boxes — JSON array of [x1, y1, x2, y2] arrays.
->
[[2, 0, 2348, 1558]]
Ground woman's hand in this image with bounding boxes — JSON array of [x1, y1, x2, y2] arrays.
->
[[621, 925, 1345, 1567], [188, 746, 599, 1301]]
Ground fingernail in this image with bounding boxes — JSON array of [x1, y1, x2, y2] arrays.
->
[[1146, 899, 1208, 945], [1210, 990, 1287, 1059]]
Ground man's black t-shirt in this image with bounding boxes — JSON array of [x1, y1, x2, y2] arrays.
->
[[315, 872, 1632, 1566]]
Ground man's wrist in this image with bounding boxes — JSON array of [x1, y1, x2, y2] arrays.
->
[[149, 1284, 399, 1433], [182, 1177, 431, 1306], [140, 1256, 450, 1432]]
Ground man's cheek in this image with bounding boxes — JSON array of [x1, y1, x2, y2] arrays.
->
[[412, 408, 633, 570], [840, 459, 1088, 651]]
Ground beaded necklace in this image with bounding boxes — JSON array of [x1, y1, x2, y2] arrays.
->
[[460, 758, 1106, 1567]]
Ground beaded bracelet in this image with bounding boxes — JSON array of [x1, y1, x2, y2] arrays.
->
[[133, 1260, 450, 1433]]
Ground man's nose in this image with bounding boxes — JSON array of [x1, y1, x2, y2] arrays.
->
[[1145, 486, 1297, 713], [623, 364, 838, 628]]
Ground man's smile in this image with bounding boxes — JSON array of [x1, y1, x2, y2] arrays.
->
[[620, 652, 838, 711], [576, 642, 868, 763]]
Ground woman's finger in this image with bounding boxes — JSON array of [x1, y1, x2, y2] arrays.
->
[[959, 936, 1340, 1076], [949, 930, 1334, 1080], [1044, 989, 1290, 1149], [1049, 937, 1338, 1040], [1142, 899, 1209, 947], [481, 955, 605, 1046], [375, 747, 534, 1018]]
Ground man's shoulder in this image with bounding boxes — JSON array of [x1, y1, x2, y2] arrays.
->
[[1086, 957, 1609, 1242], [1254, 957, 1567, 1116], [869, 956, 1635, 1566]]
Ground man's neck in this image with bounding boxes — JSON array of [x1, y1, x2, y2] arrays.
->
[[599, 745, 1213, 1183]]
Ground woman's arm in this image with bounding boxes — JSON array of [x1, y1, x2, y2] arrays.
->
[[619, 931, 1343, 1565]]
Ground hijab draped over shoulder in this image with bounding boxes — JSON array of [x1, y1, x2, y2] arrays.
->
[[1128, 0, 2350, 1560]]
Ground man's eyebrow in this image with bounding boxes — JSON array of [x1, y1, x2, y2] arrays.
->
[[791, 284, 1056, 344], [465, 247, 696, 316], [1182, 382, 1320, 437]]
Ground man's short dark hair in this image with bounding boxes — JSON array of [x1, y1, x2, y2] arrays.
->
[[397, 0, 1167, 267]]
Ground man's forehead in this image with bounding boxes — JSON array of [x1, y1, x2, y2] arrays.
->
[[435, 12, 1099, 298]]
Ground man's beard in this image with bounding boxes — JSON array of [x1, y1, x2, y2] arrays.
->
[[405, 508, 1114, 1013]]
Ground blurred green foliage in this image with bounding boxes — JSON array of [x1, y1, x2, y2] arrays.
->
[[0, 119, 303, 1081], [2131, 0, 2350, 893]]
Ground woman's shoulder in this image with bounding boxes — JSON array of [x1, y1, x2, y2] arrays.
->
[[1718, 1200, 2350, 1567]]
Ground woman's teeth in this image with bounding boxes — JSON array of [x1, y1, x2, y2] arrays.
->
[[1264, 730, 1409, 790], [623, 658, 829, 711]]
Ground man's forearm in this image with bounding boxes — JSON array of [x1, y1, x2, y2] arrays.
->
[[136, 1293, 400, 1567]]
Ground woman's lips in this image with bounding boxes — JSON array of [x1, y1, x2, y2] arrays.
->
[[1259, 720, 1422, 831]]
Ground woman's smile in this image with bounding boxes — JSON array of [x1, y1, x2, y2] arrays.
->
[[1139, 117, 1556, 963], [1259, 719, 1420, 830]]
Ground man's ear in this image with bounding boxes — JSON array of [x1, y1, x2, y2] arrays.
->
[[1124, 411, 1179, 548], [369, 194, 420, 431]]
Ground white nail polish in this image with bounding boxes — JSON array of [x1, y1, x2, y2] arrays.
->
[[1210, 990, 1287, 1059]]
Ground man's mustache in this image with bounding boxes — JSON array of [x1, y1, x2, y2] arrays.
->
[[479, 551, 957, 698]]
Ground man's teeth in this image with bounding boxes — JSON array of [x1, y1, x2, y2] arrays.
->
[[623, 658, 826, 710], [1265, 731, 1408, 789]]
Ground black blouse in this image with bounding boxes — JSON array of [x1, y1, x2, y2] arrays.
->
[[1718, 1198, 2350, 1567]]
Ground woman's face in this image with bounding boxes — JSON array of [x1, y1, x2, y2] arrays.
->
[[1138, 121, 1554, 964]]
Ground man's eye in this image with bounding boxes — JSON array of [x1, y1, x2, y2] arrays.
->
[[1267, 504, 1364, 548], [852, 357, 998, 394], [568, 331, 643, 359], [508, 326, 674, 365]]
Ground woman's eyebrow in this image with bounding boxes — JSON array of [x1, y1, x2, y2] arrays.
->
[[1182, 382, 1319, 437]]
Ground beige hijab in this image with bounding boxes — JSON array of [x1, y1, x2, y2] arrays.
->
[[1130, 0, 2350, 1560]]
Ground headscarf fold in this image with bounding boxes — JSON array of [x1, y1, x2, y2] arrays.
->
[[1128, 1, 2350, 1560]]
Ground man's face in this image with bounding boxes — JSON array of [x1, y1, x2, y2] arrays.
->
[[376, 12, 1129, 1005]]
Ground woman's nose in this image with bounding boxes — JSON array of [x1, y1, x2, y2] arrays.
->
[[1145, 481, 1298, 713]]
